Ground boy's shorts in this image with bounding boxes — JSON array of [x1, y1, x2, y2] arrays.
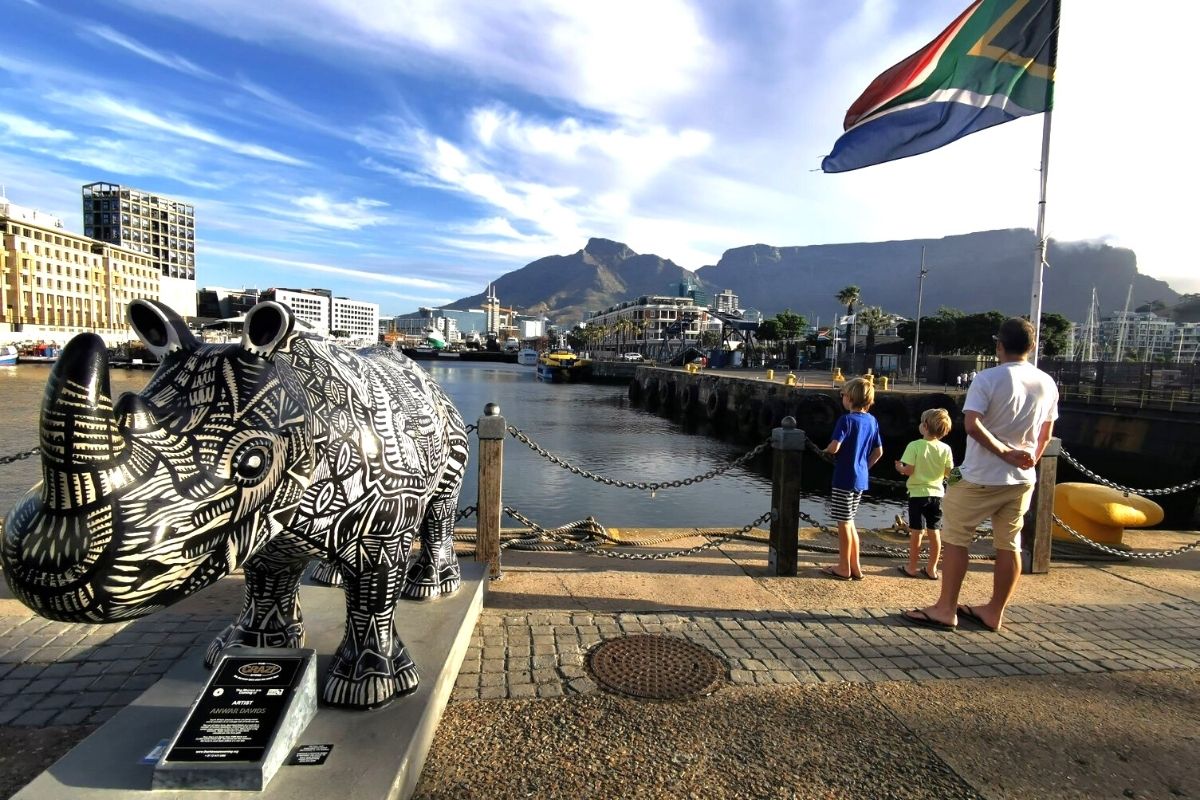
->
[[829, 488, 863, 522], [907, 496, 943, 530]]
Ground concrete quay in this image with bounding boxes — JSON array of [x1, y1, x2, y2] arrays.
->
[[2, 525, 1199, 799]]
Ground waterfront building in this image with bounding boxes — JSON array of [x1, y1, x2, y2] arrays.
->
[[1, 200, 160, 344], [82, 182, 196, 316], [587, 295, 709, 356], [197, 286, 261, 320], [1100, 311, 1178, 361], [331, 296, 380, 344]]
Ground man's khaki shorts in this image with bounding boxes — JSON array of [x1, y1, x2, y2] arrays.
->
[[942, 480, 1034, 552]]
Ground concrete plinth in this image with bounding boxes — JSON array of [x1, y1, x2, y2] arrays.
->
[[15, 561, 487, 800]]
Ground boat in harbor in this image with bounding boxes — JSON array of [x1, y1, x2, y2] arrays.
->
[[517, 347, 539, 366], [17, 343, 60, 364], [536, 344, 590, 382], [0, 345, 17, 366]]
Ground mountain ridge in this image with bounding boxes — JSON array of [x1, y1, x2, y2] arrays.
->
[[444, 230, 1178, 325]]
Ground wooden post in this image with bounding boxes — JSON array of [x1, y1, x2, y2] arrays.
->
[[769, 417, 805, 577], [475, 403, 505, 580], [1029, 437, 1061, 575]]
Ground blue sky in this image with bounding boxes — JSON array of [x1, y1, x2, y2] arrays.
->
[[1, 0, 1194, 317]]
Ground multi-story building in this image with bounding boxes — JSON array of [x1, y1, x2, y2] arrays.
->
[[1, 200, 160, 344], [714, 289, 740, 316], [1100, 311, 1178, 361], [261, 287, 330, 338], [197, 287, 261, 320], [331, 297, 380, 344], [587, 295, 709, 355], [82, 182, 196, 315]]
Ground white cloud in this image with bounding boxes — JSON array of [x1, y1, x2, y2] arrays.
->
[[283, 195, 390, 230], [0, 112, 74, 141], [47, 91, 308, 166], [203, 245, 470, 292], [83, 24, 216, 79]]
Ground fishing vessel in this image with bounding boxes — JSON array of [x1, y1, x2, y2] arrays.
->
[[536, 339, 590, 382]]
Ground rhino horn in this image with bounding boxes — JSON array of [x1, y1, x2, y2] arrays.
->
[[39, 333, 124, 512]]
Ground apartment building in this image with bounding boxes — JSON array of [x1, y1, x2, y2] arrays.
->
[[82, 182, 196, 315], [331, 296, 380, 344], [587, 295, 709, 355], [1, 200, 160, 344]]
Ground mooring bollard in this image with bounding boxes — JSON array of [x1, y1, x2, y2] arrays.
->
[[769, 417, 806, 576], [1028, 437, 1061, 574], [476, 403, 506, 580]]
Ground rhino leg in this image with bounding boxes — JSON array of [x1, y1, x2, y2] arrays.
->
[[324, 547, 416, 709], [206, 559, 306, 668], [403, 490, 461, 599]]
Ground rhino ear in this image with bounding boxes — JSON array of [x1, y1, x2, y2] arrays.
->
[[127, 300, 200, 358], [242, 301, 295, 358]]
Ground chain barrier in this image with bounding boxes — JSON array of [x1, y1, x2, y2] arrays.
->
[[506, 425, 771, 495], [503, 505, 773, 560], [464, 423, 478, 435], [1052, 513, 1200, 560], [1059, 448, 1200, 497], [0, 447, 39, 466], [455, 506, 477, 521], [803, 439, 907, 489]]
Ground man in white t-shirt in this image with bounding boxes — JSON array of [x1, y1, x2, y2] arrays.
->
[[902, 318, 1059, 632]]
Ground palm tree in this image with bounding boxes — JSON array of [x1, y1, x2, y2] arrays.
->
[[836, 285, 861, 357], [856, 305, 891, 370]]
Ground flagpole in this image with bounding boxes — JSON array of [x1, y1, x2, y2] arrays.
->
[[1028, 109, 1053, 366], [912, 246, 927, 386]]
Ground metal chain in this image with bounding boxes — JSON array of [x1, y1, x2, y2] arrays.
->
[[506, 425, 772, 493], [464, 423, 478, 434], [1052, 513, 1200, 559], [455, 505, 477, 521], [0, 447, 39, 466], [803, 439, 906, 489], [1059, 448, 1200, 497], [503, 505, 773, 560]]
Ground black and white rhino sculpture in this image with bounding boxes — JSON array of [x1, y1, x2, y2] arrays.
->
[[1, 299, 468, 708]]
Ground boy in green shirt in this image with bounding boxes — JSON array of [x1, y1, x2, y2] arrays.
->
[[894, 408, 954, 580]]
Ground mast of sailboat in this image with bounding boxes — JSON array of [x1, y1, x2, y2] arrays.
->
[[1028, 106, 1053, 367], [1114, 284, 1133, 362], [1081, 287, 1096, 362]]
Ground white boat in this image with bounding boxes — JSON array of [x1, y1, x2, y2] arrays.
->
[[0, 345, 17, 367], [517, 348, 539, 366]]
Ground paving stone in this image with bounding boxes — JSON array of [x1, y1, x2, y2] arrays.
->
[[13, 709, 57, 727], [536, 683, 564, 698]]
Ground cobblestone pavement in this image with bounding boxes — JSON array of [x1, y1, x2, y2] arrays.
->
[[2, 600, 1197, 726], [0, 613, 227, 728], [452, 600, 1200, 700]]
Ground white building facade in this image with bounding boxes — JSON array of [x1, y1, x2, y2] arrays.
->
[[332, 297, 380, 345]]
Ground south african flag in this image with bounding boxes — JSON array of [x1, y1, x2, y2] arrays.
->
[[821, 0, 1059, 173]]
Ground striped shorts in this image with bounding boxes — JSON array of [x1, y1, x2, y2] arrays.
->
[[828, 488, 863, 522]]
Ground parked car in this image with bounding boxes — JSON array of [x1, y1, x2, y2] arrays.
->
[[621, 352, 645, 362]]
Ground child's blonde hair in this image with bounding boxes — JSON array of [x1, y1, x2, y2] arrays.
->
[[841, 377, 874, 410], [920, 408, 952, 439]]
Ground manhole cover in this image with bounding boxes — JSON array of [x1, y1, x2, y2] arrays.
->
[[588, 634, 724, 700]]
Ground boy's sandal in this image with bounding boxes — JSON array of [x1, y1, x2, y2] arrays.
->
[[820, 566, 853, 581]]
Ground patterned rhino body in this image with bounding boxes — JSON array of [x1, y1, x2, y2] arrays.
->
[[1, 300, 467, 708]]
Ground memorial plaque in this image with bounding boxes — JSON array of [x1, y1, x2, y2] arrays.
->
[[153, 648, 318, 791]]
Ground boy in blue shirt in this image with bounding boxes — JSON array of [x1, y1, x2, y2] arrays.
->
[[822, 377, 883, 580]]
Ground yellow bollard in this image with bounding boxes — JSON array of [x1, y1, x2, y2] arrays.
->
[[880, 376, 889, 390], [785, 373, 797, 386], [686, 362, 699, 374], [766, 368, 774, 380], [833, 367, 845, 384]]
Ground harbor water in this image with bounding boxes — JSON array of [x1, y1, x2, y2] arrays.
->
[[0, 360, 902, 531]]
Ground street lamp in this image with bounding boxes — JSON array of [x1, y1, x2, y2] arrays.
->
[[912, 247, 929, 387]]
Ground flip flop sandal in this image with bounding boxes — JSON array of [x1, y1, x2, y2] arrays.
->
[[821, 566, 853, 581], [899, 608, 957, 631]]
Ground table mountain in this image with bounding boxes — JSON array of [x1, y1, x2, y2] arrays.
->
[[444, 229, 1176, 324]]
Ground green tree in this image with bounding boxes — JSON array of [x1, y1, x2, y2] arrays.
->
[[756, 319, 782, 344], [1038, 312, 1071, 359], [775, 308, 808, 341], [957, 311, 1007, 354]]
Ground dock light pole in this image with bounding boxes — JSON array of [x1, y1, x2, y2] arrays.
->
[[912, 247, 928, 387]]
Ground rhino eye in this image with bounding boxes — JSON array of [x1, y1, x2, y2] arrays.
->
[[232, 445, 272, 483]]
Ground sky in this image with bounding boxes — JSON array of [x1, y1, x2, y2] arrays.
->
[[1, 0, 1195, 318]]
